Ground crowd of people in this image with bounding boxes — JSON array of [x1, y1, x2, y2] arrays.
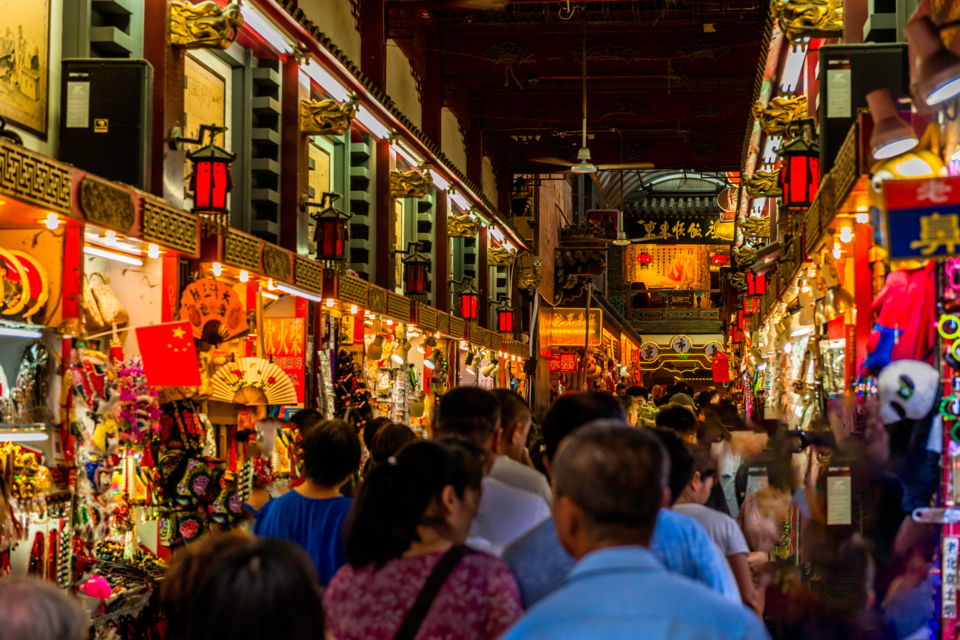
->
[[0, 384, 937, 640]]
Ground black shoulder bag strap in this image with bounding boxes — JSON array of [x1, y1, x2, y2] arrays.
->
[[393, 545, 475, 640]]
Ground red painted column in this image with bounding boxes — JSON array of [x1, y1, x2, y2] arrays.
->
[[478, 227, 489, 328], [374, 139, 395, 288], [359, 0, 386, 92], [435, 191, 449, 311]]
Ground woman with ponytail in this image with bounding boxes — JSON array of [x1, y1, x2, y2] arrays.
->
[[323, 438, 523, 640]]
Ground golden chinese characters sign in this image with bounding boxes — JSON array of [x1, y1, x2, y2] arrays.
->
[[549, 308, 602, 347], [263, 318, 306, 403], [622, 214, 732, 244], [626, 244, 711, 290]]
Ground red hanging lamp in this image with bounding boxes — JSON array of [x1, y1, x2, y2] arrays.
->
[[493, 295, 514, 333], [453, 276, 481, 320], [399, 241, 432, 303], [303, 192, 353, 267], [777, 119, 820, 210], [183, 125, 236, 237]]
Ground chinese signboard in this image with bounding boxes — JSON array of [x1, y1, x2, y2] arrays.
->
[[626, 244, 711, 290], [883, 177, 960, 260], [945, 536, 959, 619], [623, 213, 732, 245], [548, 353, 579, 372], [549, 308, 603, 347], [263, 318, 306, 402]]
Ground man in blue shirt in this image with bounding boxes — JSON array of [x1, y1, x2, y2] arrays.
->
[[254, 418, 360, 586], [503, 393, 739, 607], [502, 424, 769, 640]]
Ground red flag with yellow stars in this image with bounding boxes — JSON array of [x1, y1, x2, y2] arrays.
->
[[135, 321, 202, 387]]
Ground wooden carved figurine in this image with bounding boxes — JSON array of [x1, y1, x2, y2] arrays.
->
[[170, 1, 243, 50], [299, 95, 359, 136], [752, 96, 808, 137], [390, 165, 433, 199]]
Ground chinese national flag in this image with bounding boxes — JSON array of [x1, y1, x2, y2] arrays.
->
[[135, 321, 202, 387]]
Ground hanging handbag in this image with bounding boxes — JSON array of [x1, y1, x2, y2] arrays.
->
[[83, 277, 107, 332], [90, 273, 130, 326], [392, 545, 474, 640]]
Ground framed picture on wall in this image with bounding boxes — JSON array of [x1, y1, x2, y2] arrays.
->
[[0, 0, 50, 138]]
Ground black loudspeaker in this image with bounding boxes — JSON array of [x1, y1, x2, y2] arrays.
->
[[818, 44, 909, 175], [59, 59, 153, 190]]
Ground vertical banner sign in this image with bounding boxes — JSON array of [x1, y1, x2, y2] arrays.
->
[[263, 318, 306, 403], [883, 177, 960, 260], [945, 537, 959, 619]]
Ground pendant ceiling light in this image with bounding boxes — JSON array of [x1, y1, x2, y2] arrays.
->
[[905, 16, 960, 107], [866, 88, 918, 160]]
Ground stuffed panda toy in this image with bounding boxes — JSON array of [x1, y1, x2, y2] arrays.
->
[[876, 360, 942, 512]]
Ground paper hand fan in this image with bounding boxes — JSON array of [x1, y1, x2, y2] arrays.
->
[[179, 280, 249, 345], [210, 357, 297, 406]]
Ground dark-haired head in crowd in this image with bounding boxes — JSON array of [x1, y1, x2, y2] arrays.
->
[[360, 416, 394, 477], [668, 438, 760, 613], [288, 408, 325, 437], [656, 402, 699, 443], [490, 389, 552, 503], [254, 419, 360, 585], [365, 422, 418, 476], [434, 387, 550, 553], [625, 386, 648, 406], [325, 439, 523, 639], [163, 532, 251, 640], [0, 577, 86, 640], [501, 425, 769, 640], [502, 392, 741, 608], [618, 394, 639, 426], [184, 539, 325, 640], [615, 383, 627, 396]]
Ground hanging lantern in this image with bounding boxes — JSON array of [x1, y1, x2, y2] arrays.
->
[[493, 295, 514, 333], [305, 192, 353, 267], [453, 276, 481, 320], [711, 253, 728, 266], [638, 252, 653, 268], [185, 125, 236, 237], [400, 241, 431, 303], [746, 272, 767, 295], [777, 119, 820, 209]]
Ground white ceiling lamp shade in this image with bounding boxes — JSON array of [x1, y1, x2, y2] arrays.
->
[[866, 88, 919, 160], [905, 16, 960, 107], [240, 4, 294, 55]]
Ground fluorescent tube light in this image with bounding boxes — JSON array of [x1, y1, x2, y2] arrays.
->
[[302, 60, 350, 102], [84, 245, 144, 266], [394, 142, 421, 167], [241, 4, 294, 55], [432, 172, 450, 191], [450, 191, 470, 211], [275, 283, 324, 303], [490, 227, 505, 243], [0, 327, 43, 339], [356, 106, 391, 140], [0, 431, 49, 442]]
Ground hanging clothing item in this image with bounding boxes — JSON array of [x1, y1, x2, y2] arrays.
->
[[864, 263, 937, 373]]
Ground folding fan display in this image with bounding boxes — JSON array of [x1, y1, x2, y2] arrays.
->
[[179, 279, 249, 345], [209, 357, 297, 406]]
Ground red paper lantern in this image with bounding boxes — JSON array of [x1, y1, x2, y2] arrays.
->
[[637, 252, 653, 268], [186, 126, 236, 236], [711, 253, 728, 266]]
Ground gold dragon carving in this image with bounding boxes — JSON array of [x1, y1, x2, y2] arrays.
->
[[390, 165, 433, 199], [728, 272, 748, 291], [774, 0, 844, 47], [752, 96, 808, 137], [447, 215, 480, 238], [743, 169, 783, 197], [170, 1, 243, 50], [299, 96, 359, 136], [732, 246, 758, 266], [488, 247, 518, 267], [518, 257, 543, 292], [740, 216, 771, 239]]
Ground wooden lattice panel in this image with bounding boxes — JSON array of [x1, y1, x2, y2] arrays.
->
[[338, 274, 369, 308], [142, 199, 199, 256], [448, 316, 466, 339], [805, 193, 821, 254], [368, 286, 387, 314], [418, 303, 438, 332], [386, 291, 411, 322], [294, 255, 323, 293], [436, 311, 450, 335], [225, 231, 262, 272], [263, 244, 293, 282], [833, 122, 859, 205], [0, 141, 71, 213], [491, 334, 503, 351]]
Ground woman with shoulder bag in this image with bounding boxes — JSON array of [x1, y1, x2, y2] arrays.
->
[[324, 439, 523, 640]]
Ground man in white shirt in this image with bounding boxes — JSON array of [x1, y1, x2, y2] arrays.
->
[[490, 389, 552, 503], [672, 443, 759, 614], [434, 387, 550, 555]]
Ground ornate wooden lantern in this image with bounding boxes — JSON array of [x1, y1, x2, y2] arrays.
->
[[185, 125, 236, 236], [453, 276, 481, 320], [778, 119, 820, 209], [746, 272, 767, 295], [493, 295, 514, 333], [400, 242, 431, 302], [303, 192, 353, 266]]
